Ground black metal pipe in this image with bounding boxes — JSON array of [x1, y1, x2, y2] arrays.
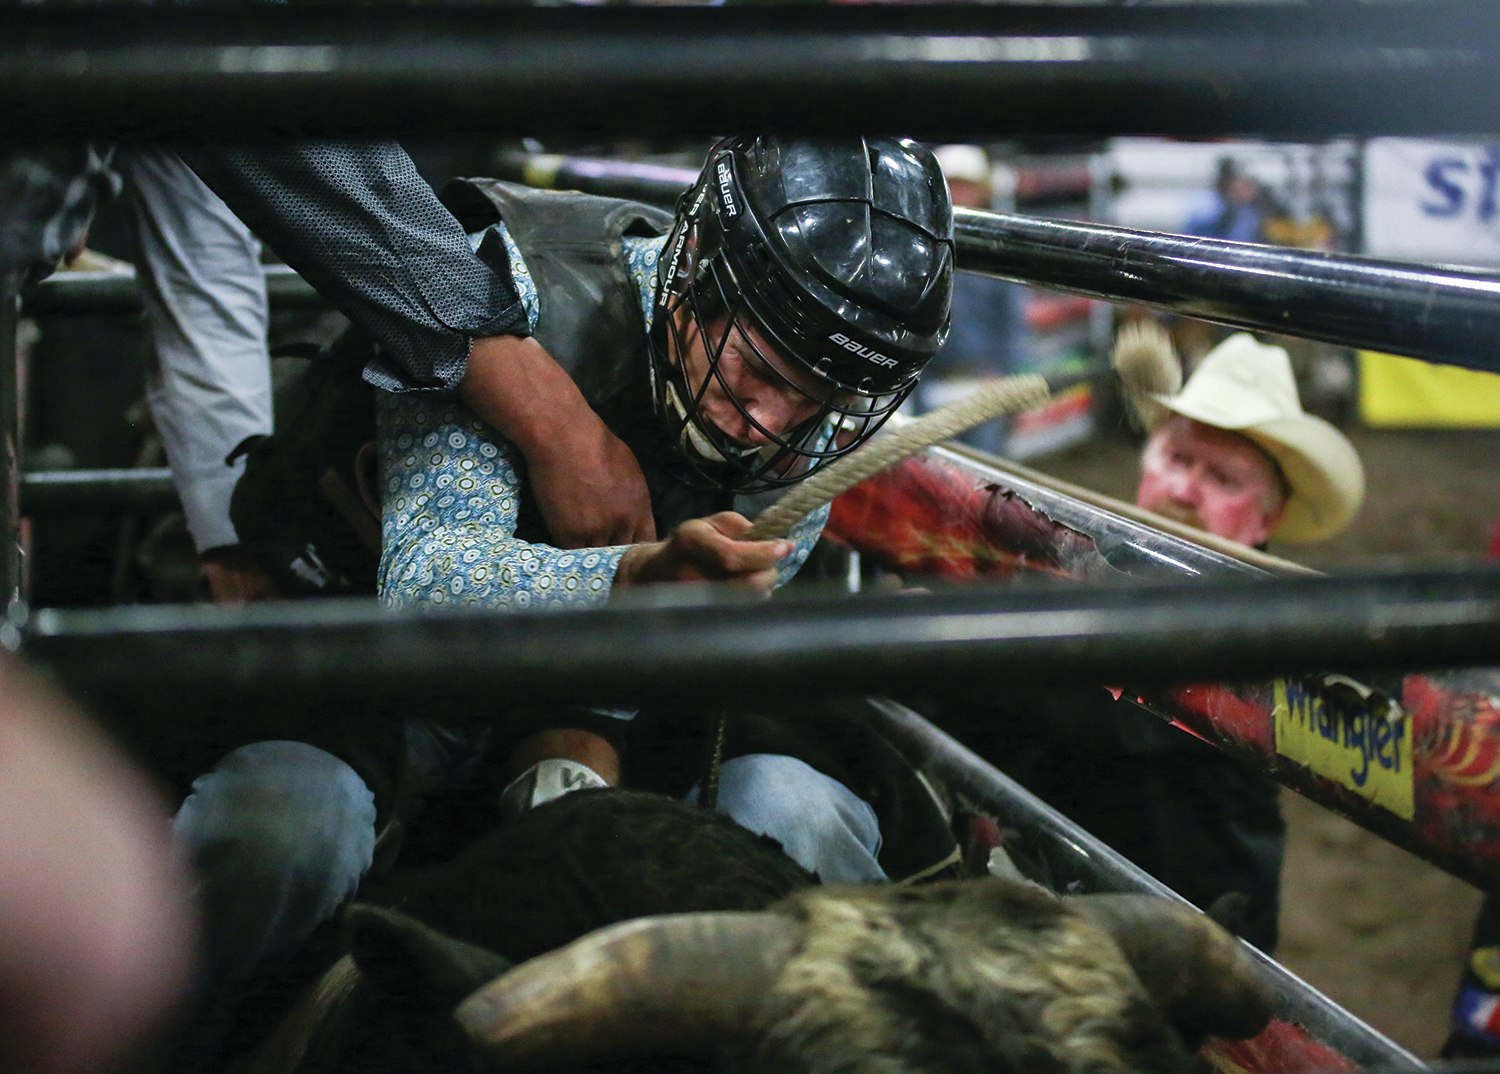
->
[[3, 4, 1500, 139], [870, 699, 1424, 1072], [20, 468, 179, 514], [33, 190, 1500, 379], [491, 152, 695, 210], [491, 152, 1500, 377], [0, 452, 1255, 574], [20, 566, 1500, 715], [955, 208, 1500, 375], [13, 444, 1231, 586], [21, 264, 319, 317], [24, 143, 1500, 378]]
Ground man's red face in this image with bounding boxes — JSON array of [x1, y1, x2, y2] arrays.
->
[[1136, 416, 1286, 547]]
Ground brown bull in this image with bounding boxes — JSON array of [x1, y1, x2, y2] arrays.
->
[[234, 790, 1270, 1074], [460, 880, 1271, 1074]]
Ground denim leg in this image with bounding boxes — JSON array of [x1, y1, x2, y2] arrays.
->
[[695, 753, 887, 885], [173, 740, 377, 992]]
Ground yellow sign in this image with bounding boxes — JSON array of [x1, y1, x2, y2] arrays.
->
[[1273, 678, 1415, 820], [1359, 350, 1500, 428]]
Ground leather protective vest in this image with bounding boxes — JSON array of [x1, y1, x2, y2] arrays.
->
[[438, 178, 673, 408], [437, 178, 734, 534]]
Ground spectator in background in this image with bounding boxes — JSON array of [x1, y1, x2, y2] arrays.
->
[[122, 147, 278, 605], [1183, 156, 1267, 245], [1175, 157, 1272, 366], [913, 144, 1029, 456]]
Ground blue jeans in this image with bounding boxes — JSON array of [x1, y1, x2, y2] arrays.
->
[[694, 753, 887, 884], [172, 741, 377, 993], [172, 738, 884, 999]]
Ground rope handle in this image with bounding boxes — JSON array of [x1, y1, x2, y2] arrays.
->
[[747, 373, 1053, 541]]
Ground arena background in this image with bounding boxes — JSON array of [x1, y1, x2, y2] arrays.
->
[[1037, 421, 1500, 1057]]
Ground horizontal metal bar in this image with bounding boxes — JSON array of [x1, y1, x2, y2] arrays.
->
[[22, 264, 319, 317], [19, 566, 1500, 714], [916, 445, 1267, 580], [495, 151, 1096, 215], [3, 4, 1500, 138], [955, 208, 1500, 374], [871, 699, 1424, 1073], [33, 196, 1500, 380], [25, 146, 1500, 380], [490, 152, 694, 209], [490, 152, 1500, 378], [1145, 673, 1500, 893], [19, 469, 178, 514]]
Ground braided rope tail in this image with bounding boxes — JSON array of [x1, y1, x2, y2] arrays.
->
[[745, 318, 1181, 542]]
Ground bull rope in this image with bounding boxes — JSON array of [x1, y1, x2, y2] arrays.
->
[[747, 320, 1179, 542], [747, 374, 1053, 541], [700, 707, 729, 812]]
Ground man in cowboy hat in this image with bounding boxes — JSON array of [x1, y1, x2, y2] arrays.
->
[[1134, 331, 1364, 548], [955, 330, 1364, 954]]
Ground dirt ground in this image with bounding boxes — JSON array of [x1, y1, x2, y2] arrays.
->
[[1031, 423, 1500, 1057]]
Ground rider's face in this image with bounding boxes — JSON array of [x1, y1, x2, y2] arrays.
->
[[671, 311, 830, 448]]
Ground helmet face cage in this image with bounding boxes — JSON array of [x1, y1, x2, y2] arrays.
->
[[649, 142, 930, 493]]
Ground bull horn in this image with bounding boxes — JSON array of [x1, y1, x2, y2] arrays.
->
[[455, 911, 801, 1070], [1068, 893, 1274, 1043]]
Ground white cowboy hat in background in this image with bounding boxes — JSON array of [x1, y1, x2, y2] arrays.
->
[[1149, 332, 1365, 543], [933, 145, 992, 187]]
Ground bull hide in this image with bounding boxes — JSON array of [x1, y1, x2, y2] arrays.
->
[[385, 786, 818, 965], [233, 789, 1271, 1074], [456, 880, 1270, 1074], [232, 787, 818, 1073]]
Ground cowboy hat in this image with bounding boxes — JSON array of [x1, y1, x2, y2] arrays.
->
[[1149, 333, 1364, 542], [933, 144, 992, 186]]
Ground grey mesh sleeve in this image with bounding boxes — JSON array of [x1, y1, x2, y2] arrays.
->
[[181, 140, 530, 392]]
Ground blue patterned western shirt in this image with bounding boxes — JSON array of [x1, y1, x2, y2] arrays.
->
[[376, 226, 827, 610]]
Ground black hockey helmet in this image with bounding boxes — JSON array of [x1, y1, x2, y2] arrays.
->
[[650, 136, 954, 491]]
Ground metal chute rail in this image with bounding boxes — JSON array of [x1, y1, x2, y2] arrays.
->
[[3, 3, 1500, 140]]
